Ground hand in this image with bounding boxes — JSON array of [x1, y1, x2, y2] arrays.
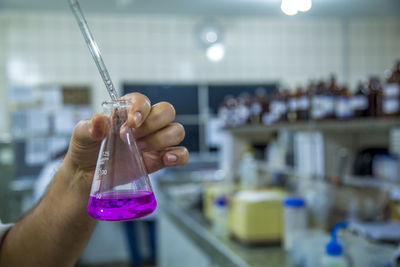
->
[[64, 93, 189, 189]]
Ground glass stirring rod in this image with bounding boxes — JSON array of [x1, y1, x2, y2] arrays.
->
[[69, 0, 119, 101]]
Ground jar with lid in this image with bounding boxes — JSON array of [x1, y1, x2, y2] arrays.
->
[[283, 197, 307, 251]]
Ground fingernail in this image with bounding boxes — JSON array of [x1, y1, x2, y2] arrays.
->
[[133, 112, 142, 127], [137, 141, 146, 150], [167, 154, 178, 163]]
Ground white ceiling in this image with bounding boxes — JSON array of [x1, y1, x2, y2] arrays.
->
[[0, 0, 399, 17]]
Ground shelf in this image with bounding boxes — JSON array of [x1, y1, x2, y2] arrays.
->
[[224, 118, 400, 138], [341, 176, 398, 189], [259, 164, 399, 189]]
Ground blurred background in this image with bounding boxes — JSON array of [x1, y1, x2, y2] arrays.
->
[[1, 0, 400, 266]]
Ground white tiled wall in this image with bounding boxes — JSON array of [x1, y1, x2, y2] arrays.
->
[[349, 18, 400, 84], [0, 14, 7, 137], [0, 11, 399, 134]]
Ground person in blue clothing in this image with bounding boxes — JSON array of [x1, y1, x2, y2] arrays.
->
[[0, 92, 189, 267]]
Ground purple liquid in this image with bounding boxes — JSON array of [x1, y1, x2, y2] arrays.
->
[[87, 191, 157, 221]]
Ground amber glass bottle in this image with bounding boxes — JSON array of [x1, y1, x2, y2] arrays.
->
[[236, 93, 251, 125], [311, 81, 324, 120], [296, 87, 310, 121], [367, 77, 383, 117], [382, 61, 400, 117], [266, 89, 286, 124], [325, 76, 337, 119], [351, 82, 369, 118], [335, 85, 354, 119], [251, 87, 269, 125], [287, 90, 297, 122], [249, 88, 266, 124]]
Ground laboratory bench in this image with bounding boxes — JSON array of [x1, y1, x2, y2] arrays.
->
[[156, 180, 289, 267]]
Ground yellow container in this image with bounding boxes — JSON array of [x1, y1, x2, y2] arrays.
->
[[228, 189, 287, 244]]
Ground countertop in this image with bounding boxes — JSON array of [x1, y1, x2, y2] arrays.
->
[[158, 184, 289, 267]]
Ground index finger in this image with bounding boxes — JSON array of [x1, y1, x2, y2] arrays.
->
[[121, 92, 151, 128]]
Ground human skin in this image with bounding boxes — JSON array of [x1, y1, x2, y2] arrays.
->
[[0, 92, 189, 267]]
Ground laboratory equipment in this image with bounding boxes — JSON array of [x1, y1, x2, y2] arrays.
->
[[229, 189, 286, 244], [69, 1, 156, 221], [239, 147, 258, 188], [321, 222, 349, 267], [212, 195, 228, 236], [69, 0, 119, 101], [290, 230, 330, 267], [283, 197, 307, 251], [87, 100, 157, 221]]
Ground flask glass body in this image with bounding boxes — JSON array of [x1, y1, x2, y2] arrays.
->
[[87, 100, 157, 221]]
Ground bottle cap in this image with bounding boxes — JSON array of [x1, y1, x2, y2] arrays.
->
[[326, 239, 342, 256], [283, 197, 305, 207], [214, 196, 227, 207], [326, 221, 348, 257]]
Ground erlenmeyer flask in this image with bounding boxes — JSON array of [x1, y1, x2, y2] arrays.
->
[[87, 100, 157, 221]]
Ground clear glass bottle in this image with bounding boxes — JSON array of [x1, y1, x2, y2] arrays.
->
[[87, 100, 157, 221]]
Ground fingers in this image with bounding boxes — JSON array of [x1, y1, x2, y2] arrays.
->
[[136, 122, 185, 151], [162, 146, 189, 166], [143, 146, 189, 174], [134, 102, 176, 139], [72, 113, 109, 145], [121, 93, 151, 128]]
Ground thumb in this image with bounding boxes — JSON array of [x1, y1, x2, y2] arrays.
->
[[72, 113, 109, 145], [67, 114, 109, 170]]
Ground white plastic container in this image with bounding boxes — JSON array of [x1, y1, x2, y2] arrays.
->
[[213, 196, 228, 236], [239, 152, 258, 187], [321, 254, 349, 267], [321, 238, 349, 267], [283, 197, 307, 251]]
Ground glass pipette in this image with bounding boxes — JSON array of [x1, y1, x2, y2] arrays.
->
[[68, 0, 119, 101]]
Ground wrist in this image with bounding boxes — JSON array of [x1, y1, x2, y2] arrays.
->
[[56, 154, 94, 203]]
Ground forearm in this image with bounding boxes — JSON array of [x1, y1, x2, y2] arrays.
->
[[0, 158, 97, 267]]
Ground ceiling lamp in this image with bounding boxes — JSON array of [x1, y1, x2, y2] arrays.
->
[[197, 22, 225, 62], [206, 44, 225, 62], [281, 0, 298, 16], [297, 0, 312, 12], [281, 0, 312, 16]]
